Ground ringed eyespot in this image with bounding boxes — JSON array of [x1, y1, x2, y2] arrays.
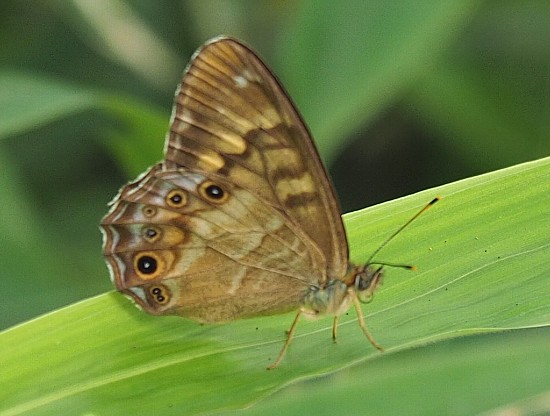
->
[[142, 226, 161, 243], [149, 285, 170, 305], [199, 181, 228, 203], [166, 189, 187, 208], [142, 205, 157, 218], [133, 252, 164, 280]]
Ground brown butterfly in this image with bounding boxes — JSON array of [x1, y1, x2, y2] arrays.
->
[[100, 36, 438, 368]]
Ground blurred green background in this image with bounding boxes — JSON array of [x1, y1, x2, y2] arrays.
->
[[1, 0, 548, 330]]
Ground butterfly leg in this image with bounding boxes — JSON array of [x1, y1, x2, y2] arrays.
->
[[267, 309, 303, 369], [350, 290, 384, 352], [332, 316, 339, 342]]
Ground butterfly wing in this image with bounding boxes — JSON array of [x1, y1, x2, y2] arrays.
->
[[164, 37, 348, 281], [101, 37, 350, 322], [102, 164, 321, 321]]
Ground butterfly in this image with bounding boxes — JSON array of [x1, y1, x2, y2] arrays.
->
[[100, 36, 438, 368]]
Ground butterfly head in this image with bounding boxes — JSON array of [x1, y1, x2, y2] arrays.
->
[[353, 265, 384, 304]]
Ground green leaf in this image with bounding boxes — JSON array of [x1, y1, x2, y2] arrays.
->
[[99, 93, 168, 176], [0, 71, 166, 327], [0, 71, 167, 176], [0, 150, 75, 326], [278, 0, 480, 161], [1, 157, 549, 415], [0, 72, 99, 139], [406, 60, 545, 169], [235, 328, 550, 416]]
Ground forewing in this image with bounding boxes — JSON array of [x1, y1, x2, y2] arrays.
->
[[164, 37, 348, 280]]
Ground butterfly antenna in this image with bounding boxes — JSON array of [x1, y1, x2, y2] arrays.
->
[[366, 197, 440, 267]]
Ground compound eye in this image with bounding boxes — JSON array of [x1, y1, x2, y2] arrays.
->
[[356, 267, 383, 303]]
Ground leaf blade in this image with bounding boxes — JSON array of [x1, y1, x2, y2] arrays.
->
[[0, 157, 549, 415]]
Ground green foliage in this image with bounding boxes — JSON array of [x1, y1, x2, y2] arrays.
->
[[1, 157, 549, 415]]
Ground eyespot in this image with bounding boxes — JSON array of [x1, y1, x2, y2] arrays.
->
[[149, 285, 170, 305], [166, 189, 187, 208], [133, 251, 164, 280], [143, 206, 157, 218], [142, 226, 161, 243], [199, 181, 228, 203], [137, 255, 157, 274]]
